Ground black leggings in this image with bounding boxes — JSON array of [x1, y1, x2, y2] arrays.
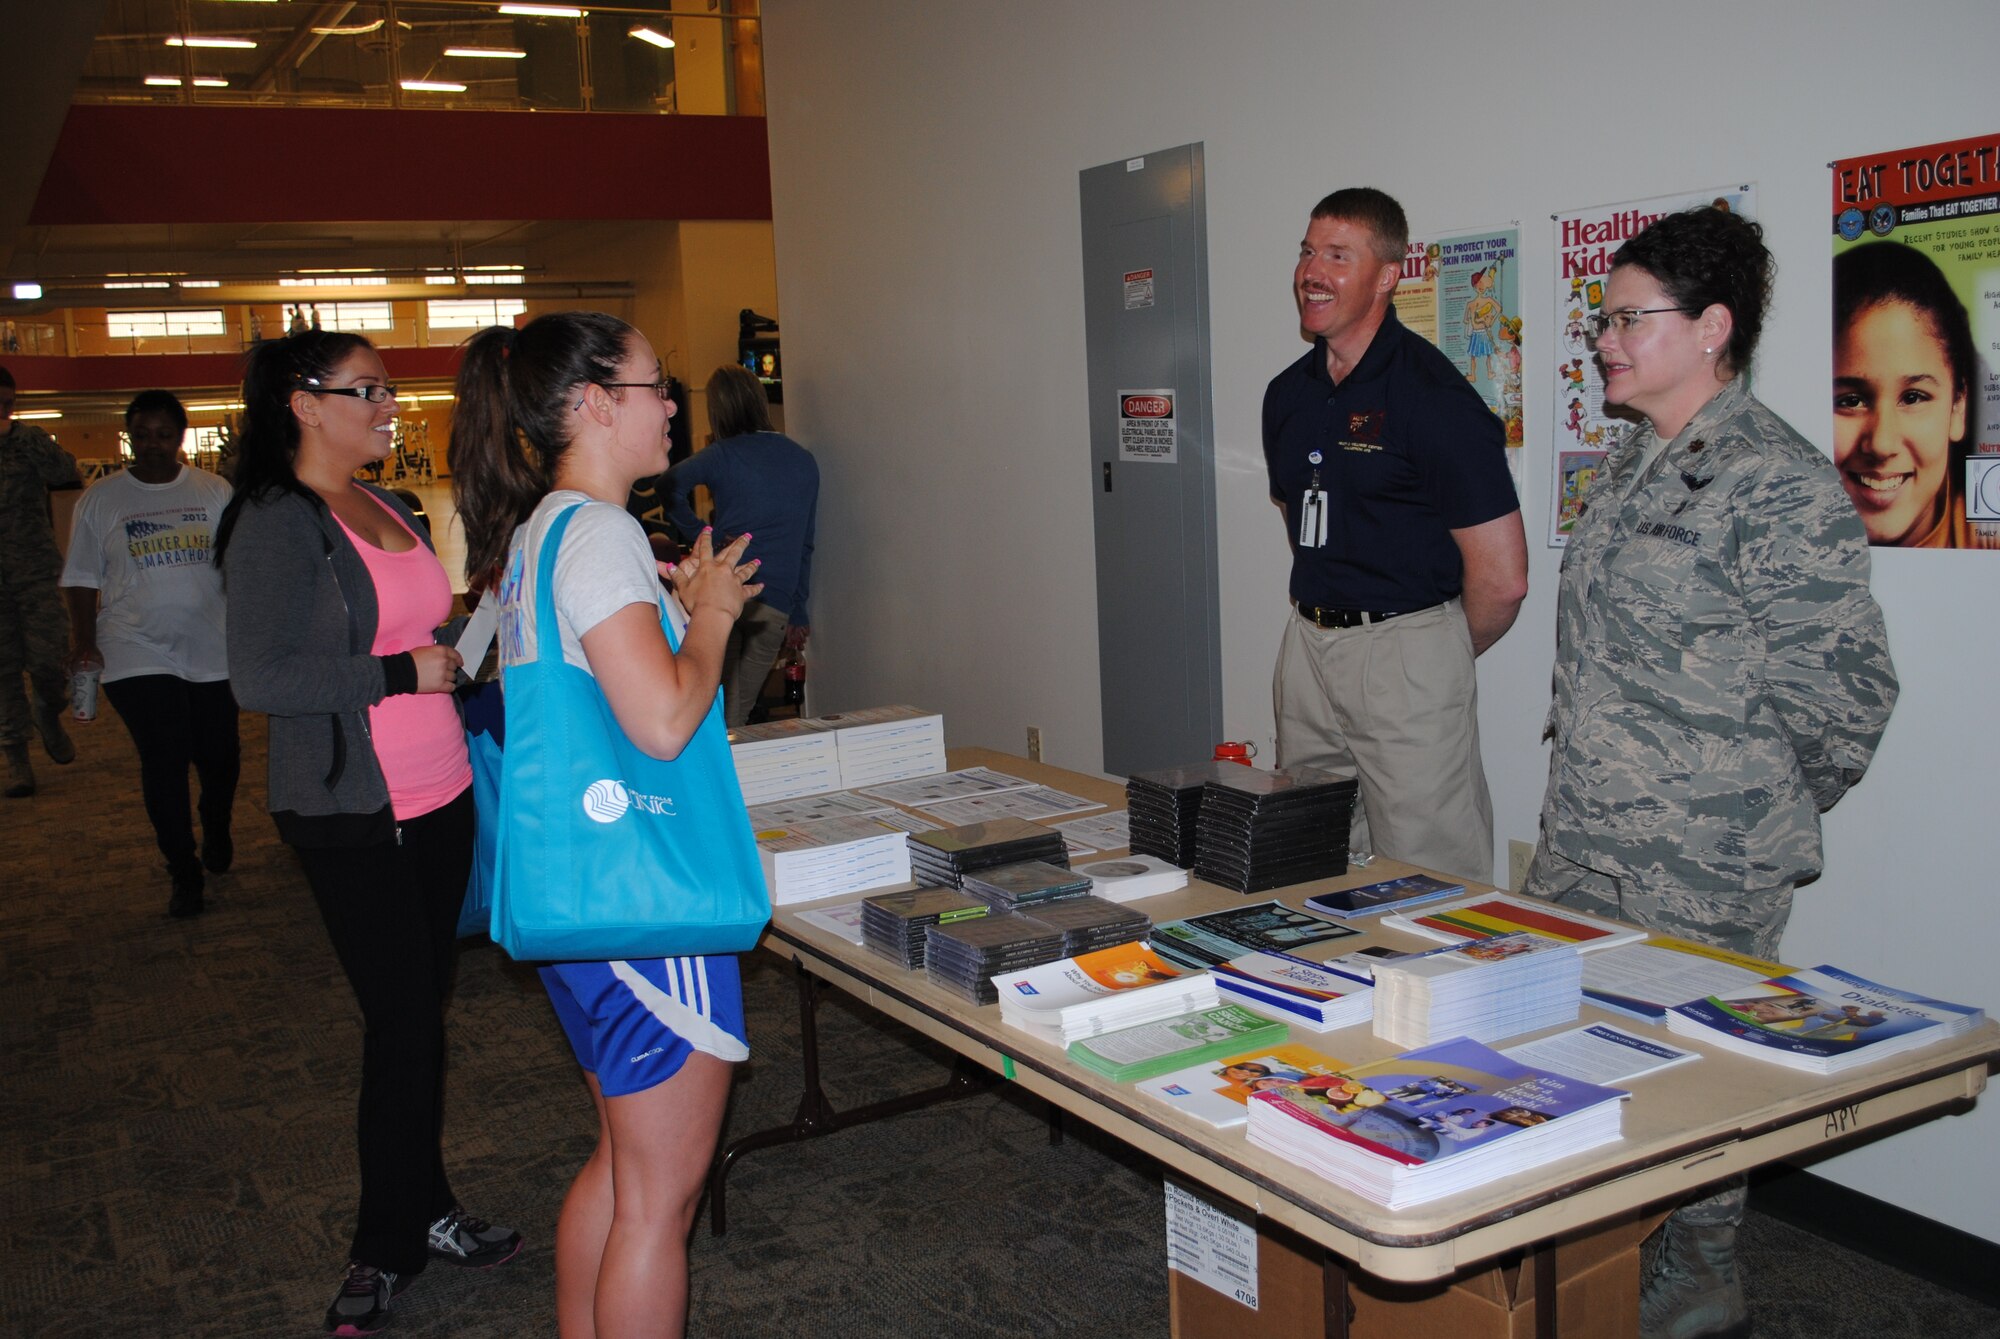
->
[[102, 675, 240, 876], [293, 788, 474, 1274]]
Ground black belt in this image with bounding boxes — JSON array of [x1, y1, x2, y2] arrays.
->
[[1296, 602, 1416, 629]]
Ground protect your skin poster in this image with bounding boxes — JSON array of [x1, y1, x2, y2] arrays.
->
[[1400, 227, 1524, 496], [1546, 184, 1756, 546], [1831, 133, 2000, 550]]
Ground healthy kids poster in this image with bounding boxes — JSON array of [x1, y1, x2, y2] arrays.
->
[[1547, 184, 1756, 546], [1831, 133, 2000, 550]]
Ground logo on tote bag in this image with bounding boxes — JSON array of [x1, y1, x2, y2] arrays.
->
[[582, 778, 678, 824], [582, 780, 632, 823]]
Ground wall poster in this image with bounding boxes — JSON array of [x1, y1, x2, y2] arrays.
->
[[1546, 184, 1756, 546], [1400, 226, 1524, 496], [1831, 133, 2000, 550]]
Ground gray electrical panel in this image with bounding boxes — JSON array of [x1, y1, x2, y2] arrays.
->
[[1078, 144, 1221, 777]]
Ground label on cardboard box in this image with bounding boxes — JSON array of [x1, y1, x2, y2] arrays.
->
[[1164, 1181, 1259, 1310]]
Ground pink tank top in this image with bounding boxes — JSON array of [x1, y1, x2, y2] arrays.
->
[[336, 497, 472, 820]]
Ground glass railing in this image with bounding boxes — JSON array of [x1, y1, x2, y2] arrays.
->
[[75, 0, 763, 115]]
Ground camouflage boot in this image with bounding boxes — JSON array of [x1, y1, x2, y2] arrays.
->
[[1640, 1185, 1751, 1339], [32, 701, 74, 765], [3, 743, 33, 799]]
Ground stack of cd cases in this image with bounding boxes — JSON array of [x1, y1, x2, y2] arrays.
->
[[1021, 895, 1153, 957], [908, 818, 1069, 890], [859, 886, 991, 970], [1193, 765, 1358, 893], [961, 859, 1092, 910], [1125, 762, 1235, 868], [924, 913, 1066, 1004]]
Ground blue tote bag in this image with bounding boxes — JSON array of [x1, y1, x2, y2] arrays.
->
[[489, 503, 771, 962], [457, 677, 505, 938]]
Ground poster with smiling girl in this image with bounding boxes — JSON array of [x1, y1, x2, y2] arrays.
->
[[1832, 132, 2000, 549]]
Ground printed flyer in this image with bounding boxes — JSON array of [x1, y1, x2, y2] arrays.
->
[[1546, 184, 1756, 546], [1401, 226, 1524, 494], [1831, 133, 2000, 550]]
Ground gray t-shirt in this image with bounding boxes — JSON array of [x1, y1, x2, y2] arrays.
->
[[498, 490, 685, 675]]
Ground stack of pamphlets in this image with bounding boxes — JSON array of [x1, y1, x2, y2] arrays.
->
[[908, 818, 1069, 890], [820, 705, 946, 788], [1501, 1022, 1700, 1086], [1068, 1004, 1290, 1083], [1382, 891, 1647, 954], [1019, 895, 1153, 957], [753, 814, 915, 905], [1074, 854, 1187, 903], [1666, 966, 1985, 1075], [1135, 1042, 1353, 1128], [860, 886, 991, 970], [1582, 937, 1789, 1022], [924, 913, 1066, 1005], [729, 717, 842, 805], [1247, 1037, 1625, 1209], [1193, 765, 1357, 893], [1126, 762, 1233, 868], [1151, 900, 1358, 970], [1371, 933, 1582, 1048], [1304, 873, 1466, 920], [960, 859, 1092, 910], [1212, 952, 1374, 1032], [996, 943, 1218, 1045]]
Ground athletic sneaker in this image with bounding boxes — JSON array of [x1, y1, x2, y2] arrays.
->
[[323, 1262, 405, 1336], [426, 1206, 522, 1269]]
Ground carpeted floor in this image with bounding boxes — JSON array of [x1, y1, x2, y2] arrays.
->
[[4, 707, 1997, 1337]]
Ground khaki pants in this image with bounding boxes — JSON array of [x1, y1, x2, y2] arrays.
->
[[722, 601, 790, 729], [1272, 600, 1493, 884]]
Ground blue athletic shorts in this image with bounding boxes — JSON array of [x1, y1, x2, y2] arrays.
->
[[538, 955, 749, 1098]]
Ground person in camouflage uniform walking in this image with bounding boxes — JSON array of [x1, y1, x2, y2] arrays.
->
[[0, 365, 83, 798], [1523, 209, 1898, 1339]]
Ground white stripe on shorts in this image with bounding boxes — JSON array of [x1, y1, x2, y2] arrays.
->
[[610, 958, 749, 1064]]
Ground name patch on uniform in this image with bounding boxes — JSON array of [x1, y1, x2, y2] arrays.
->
[[1635, 519, 1702, 547]]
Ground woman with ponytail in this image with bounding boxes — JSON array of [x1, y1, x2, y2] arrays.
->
[[449, 312, 760, 1339], [216, 331, 519, 1336]]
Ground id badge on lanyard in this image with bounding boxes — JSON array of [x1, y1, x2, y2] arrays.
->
[[1298, 450, 1328, 548]]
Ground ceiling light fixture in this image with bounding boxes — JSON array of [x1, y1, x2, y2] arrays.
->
[[12, 283, 43, 300], [145, 75, 231, 87], [184, 402, 248, 413], [400, 79, 468, 92], [498, 5, 586, 17], [628, 25, 673, 48], [445, 45, 527, 58], [15, 411, 63, 420], [165, 35, 258, 49], [312, 20, 387, 34]]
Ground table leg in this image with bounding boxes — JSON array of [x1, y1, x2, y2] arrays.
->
[[1535, 1244, 1558, 1339], [707, 955, 994, 1235], [1321, 1250, 1352, 1339]]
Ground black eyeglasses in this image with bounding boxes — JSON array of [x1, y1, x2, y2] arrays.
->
[[598, 381, 675, 402], [1583, 308, 1700, 341], [304, 384, 399, 404]]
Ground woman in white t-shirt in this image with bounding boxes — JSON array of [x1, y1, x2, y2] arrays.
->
[[59, 389, 238, 918], [450, 311, 761, 1339]]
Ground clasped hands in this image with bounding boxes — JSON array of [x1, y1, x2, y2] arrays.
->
[[661, 527, 764, 622]]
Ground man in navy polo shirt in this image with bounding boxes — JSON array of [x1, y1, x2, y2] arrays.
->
[[1263, 188, 1526, 884]]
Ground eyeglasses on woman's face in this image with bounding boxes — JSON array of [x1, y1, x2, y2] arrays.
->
[[303, 382, 399, 404], [1583, 307, 1700, 342]]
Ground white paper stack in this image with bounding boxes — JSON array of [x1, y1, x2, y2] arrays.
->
[[1074, 854, 1188, 904], [822, 705, 947, 788], [753, 814, 914, 905], [1212, 951, 1374, 1032], [729, 717, 842, 805], [1370, 932, 1582, 1048], [995, 943, 1219, 1046]]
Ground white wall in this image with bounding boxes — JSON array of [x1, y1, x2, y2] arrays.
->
[[762, 0, 2000, 1240]]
